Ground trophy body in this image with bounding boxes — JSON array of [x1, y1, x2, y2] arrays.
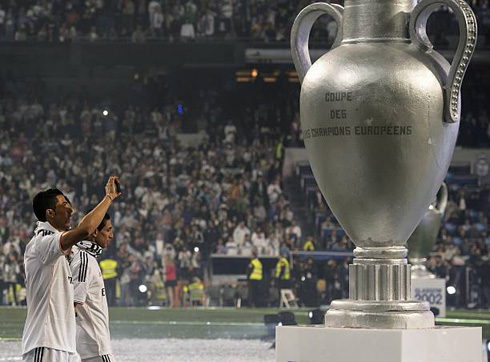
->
[[291, 0, 476, 329]]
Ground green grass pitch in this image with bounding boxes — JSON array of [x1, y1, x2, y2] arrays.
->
[[1, 307, 489, 340]]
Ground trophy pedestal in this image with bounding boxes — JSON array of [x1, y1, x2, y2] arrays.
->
[[325, 248, 436, 329], [325, 299, 434, 329], [276, 325, 482, 362], [411, 277, 446, 317]]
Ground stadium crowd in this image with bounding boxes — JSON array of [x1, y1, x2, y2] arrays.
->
[[0, 71, 490, 308], [0, 0, 488, 43], [0, 77, 307, 307]]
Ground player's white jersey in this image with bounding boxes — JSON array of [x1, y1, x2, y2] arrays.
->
[[22, 221, 77, 355], [71, 245, 113, 360]]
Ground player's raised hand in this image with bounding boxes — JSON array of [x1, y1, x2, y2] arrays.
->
[[105, 176, 121, 201]]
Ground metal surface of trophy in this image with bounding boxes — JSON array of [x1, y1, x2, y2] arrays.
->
[[291, 0, 476, 329], [408, 184, 448, 279]]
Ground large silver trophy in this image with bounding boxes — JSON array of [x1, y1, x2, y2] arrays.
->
[[291, 0, 476, 328], [408, 183, 448, 279]]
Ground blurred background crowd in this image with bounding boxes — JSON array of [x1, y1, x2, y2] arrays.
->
[[0, 0, 489, 44]]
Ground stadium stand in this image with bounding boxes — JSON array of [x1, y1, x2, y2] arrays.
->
[[0, 0, 488, 44]]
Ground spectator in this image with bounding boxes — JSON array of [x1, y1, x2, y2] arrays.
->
[[233, 221, 250, 246], [285, 219, 301, 246], [199, 9, 215, 37], [122, 0, 136, 34], [180, 18, 195, 40], [164, 255, 177, 307], [0, 255, 4, 305], [150, 8, 164, 37], [119, 253, 133, 306], [303, 236, 315, 251], [3, 254, 20, 306], [0, 5, 5, 39], [132, 25, 146, 43]]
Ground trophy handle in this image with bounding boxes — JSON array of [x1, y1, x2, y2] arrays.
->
[[435, 182, 448, 214], [409, 0, 477, 123], [291, 2, 344, 84]]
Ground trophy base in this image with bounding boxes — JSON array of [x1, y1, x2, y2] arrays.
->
[[276, 325, 482, 362], [325, 299, 434, 329], [335, 247, 435, 328]]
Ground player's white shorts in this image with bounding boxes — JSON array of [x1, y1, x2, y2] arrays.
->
[[23, 347, 81, 362], [82, 354, 116, 362]]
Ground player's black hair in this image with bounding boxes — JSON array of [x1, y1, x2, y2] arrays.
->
[[86, 205, 111, 231], [98, 213, 111, 231], [32, 188, 65, 222]]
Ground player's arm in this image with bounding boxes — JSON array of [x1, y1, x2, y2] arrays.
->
[[71, 250, 90, 305], [60, 176, 120, 251]]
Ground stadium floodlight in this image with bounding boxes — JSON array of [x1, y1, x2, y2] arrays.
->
[[103, 110, 109, 116], [308, 309, 324, 325], [278, 311, 297, 326], [447, 286, 456, 295], [139, 284, 148, 293], [194, 247, 199, 253]]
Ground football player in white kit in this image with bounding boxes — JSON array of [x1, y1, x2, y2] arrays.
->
[[71, 213, 116, 362], [22, 177, 120, 362]]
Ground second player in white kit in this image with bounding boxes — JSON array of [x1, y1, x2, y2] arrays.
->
[[71, 213, 116, 362]]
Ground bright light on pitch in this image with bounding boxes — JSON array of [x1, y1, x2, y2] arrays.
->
[[194, 247, 199, 252], [139, 284, 148, 293], [308, 311, 313, 319], [447, 286, 456, 295], [103, 110, 109, 116]]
